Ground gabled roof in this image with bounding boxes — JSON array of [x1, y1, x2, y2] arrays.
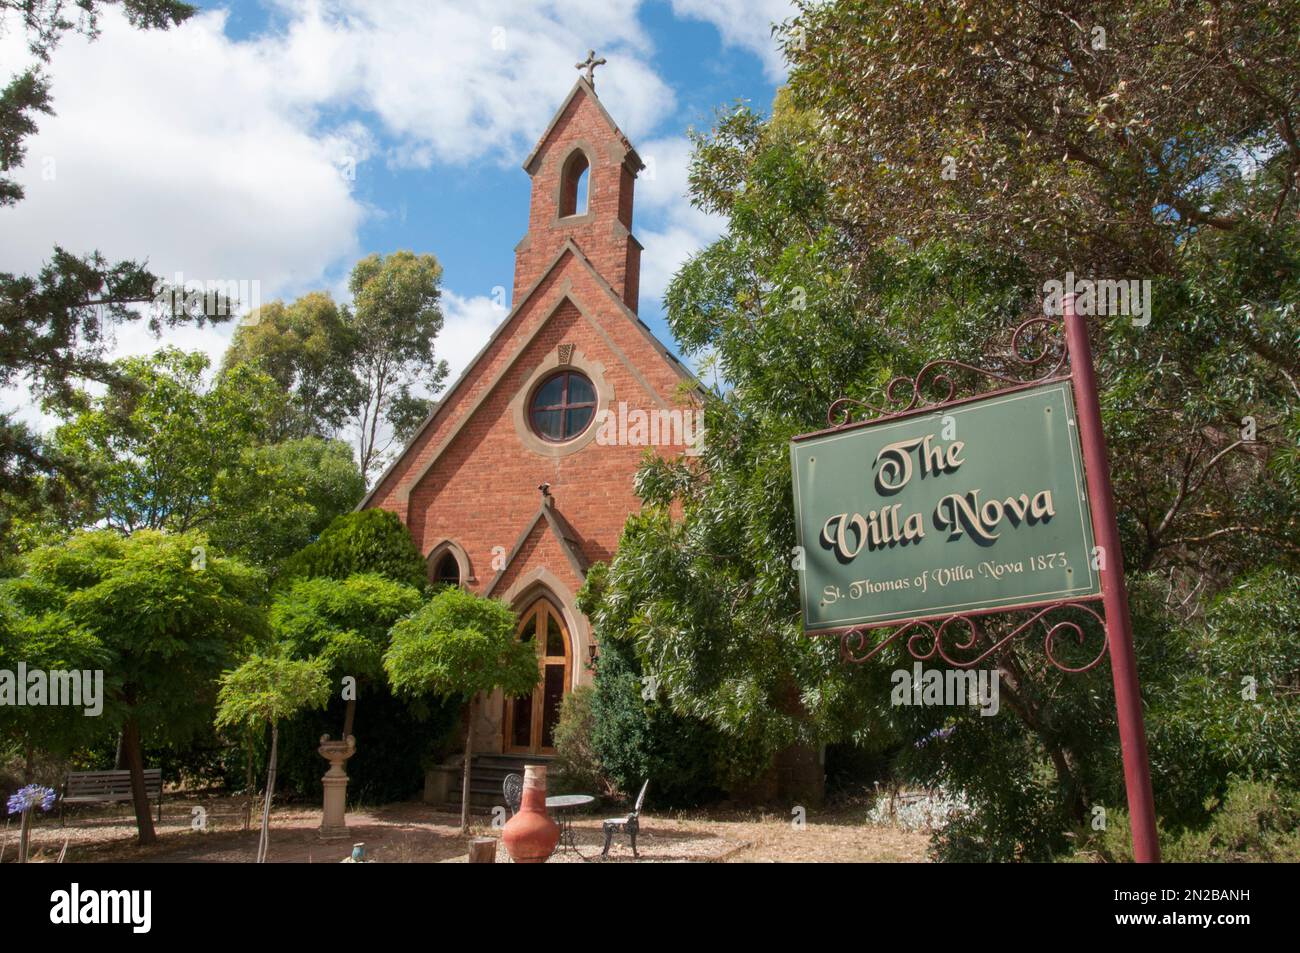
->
[[483, 494, 588, 597], [522, 77, 644, 175], [357, 237, 699, 511]]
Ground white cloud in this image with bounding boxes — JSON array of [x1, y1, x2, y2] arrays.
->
[[0, 1, 764, 433], [635, 136, 725, 307], [438, 289, 510, 385], [669, 0, 796, 80], [0, 9, 366, 293], [259, 0, 676, 168]]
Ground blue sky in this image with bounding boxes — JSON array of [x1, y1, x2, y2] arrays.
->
[[1, 0, 793, 428]]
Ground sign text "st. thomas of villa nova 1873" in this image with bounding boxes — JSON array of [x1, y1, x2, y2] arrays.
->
[[790, 380, 1100, 631]]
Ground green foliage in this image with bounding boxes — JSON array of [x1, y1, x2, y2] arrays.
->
[[0, 578, 114, 757], [585, 631, 725, 807], [590, 5, 1298, 858], [788, 0, 1300, 279], [262, 574, 455, 805], [385, 587, 537, 701], [274, 686, 459, 804], [551, 684, 606, 797], [1, 252, 229, 530], [215, 655, 330, 732], [1145, 568, 1300, 821], [3, 530, 264, 748], [272, 573, 423, 684], [346, 251, 449, 477], [279, 508, 427, 591], [51, 348, 282, 534], [1074, 779, 1300, 863], [209, 437, 365, 570], [221, 293, 360, 441]]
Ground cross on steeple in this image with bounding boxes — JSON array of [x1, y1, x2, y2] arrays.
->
[[575, 49, 607, 86]]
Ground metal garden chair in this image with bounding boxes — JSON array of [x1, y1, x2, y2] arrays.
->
[[601, 779, 649, 858]]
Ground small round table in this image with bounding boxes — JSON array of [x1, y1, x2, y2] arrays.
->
[[546, 794, 595, 857]]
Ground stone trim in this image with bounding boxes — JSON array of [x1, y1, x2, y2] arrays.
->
[[483, 496, 588, 599], [497, 566, 592, 689], [554, 142, 597, 223], [426, 539, 474, 586], [510, 342, 614, 457], [358, 238, 693, 511], [522, 77, 643, 175]]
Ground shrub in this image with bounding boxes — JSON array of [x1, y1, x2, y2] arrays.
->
[[1071, 779, 1300, 863], [278, 509, 426, 591], [588, 636, 724, 807], [552, 685, 607, 797]]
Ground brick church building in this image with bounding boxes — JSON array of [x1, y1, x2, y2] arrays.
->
[[359, 72, 698, 764]]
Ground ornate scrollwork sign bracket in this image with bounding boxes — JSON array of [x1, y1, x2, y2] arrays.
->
[[835, 597, 1109, 674], [826, 316, 1069, 429]]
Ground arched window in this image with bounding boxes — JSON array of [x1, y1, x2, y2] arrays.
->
[[559, 150, 590, 217], [431, 552, 460, 588], [427, 544, 467, 589], [529, 370, 596, 442]]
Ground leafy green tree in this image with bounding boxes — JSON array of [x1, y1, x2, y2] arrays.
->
[[51, 348, 282, 534], [2, 5, 217, 524], [1, 254, 237, 527], [221, 293, 360, 441], [385, 587, 538, 831], [0, 576, 114, 778], [578, 616, 727, 806], [209, 437, 365, 571], [590, 15, 1298, 856], [271, 573, 423, 741], [346, 251, 448, 478], [788, 0, 1300, 283], [215, 654, 330, 862], [12, 529, 264, 844], [278, 508, 427, 591], [786, 0, 1300, 591]]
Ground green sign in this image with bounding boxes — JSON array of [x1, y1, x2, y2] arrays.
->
[[791, 380, 1100, 631]]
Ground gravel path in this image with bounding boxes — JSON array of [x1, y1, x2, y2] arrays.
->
[[10, 795, 928, 863]]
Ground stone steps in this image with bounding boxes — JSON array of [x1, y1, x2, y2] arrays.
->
[[439, 754, 555, 814]]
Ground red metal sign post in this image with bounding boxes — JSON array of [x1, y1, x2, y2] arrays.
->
[[1062, 293, 1160, 863]]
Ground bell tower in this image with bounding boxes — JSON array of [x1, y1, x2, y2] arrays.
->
[[513, 64, 644, 313]]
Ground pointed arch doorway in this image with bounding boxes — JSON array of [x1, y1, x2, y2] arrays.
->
[[503, 597, 571, 755]]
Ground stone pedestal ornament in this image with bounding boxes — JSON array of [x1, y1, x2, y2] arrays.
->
[[501, 764, 559, 863], [318, 734, 356, 839]]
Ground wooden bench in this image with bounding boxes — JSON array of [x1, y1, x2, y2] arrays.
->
[[62, 769, 163, 824]]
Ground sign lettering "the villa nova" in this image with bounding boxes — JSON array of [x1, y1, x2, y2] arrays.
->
[[790, 380, 1101, 630]]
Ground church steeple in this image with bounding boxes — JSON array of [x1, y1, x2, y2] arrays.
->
[[513, 70, 644, 313]]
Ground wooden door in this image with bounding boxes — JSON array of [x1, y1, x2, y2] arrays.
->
[[503, 598, 571, 755]]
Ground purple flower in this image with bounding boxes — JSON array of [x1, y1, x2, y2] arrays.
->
[[914, 725, 958, 749], [6, 784, 57, 815]]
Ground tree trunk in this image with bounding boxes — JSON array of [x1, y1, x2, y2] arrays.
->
[[342, 696, 356, 740], [114, 729, 127, 770], [121, 716, 157, 845], [258, 723, 279, 864], [244, 732, 255, 832], [460, 695, 476, 834]]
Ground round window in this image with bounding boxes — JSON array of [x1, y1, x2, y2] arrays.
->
[[529, 370, 596, 442]]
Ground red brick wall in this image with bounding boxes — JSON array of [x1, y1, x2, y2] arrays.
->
[[512, 86, 640, 309], [366, 83, 693, 617]]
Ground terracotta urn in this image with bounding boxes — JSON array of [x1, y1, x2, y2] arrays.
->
[[501, 764, 559, 863]]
